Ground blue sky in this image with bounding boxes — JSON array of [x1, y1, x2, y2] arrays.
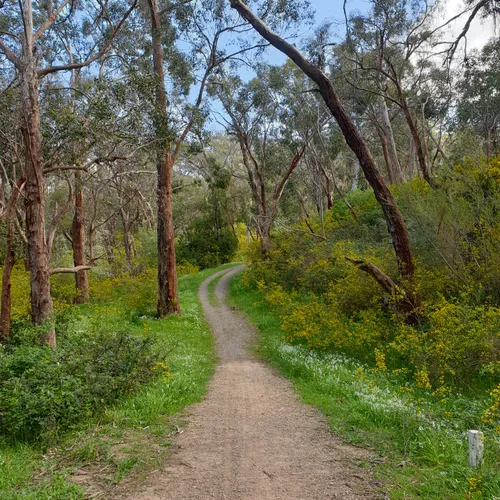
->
[[262, 0, 369, 66], [204, 0, 370, 130], [313, 0, 368, 24], [204, 0, 496, 131]]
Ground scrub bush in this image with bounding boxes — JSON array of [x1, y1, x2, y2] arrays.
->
[[0, 328, 160, 440]]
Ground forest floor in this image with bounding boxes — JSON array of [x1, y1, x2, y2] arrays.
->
[[115, 266, 382, 500]]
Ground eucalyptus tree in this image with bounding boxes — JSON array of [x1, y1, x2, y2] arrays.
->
[[0, 0, 137, 345], [229, 0, 420, 317], [456, 38, 500, 162], [445, 0, 499, 65], [145, 0, 268, 315], [335, 0, 450, 183], [0, 88, 25, 338], [181, 133, 252, 239], [215, 63, 315, 255]]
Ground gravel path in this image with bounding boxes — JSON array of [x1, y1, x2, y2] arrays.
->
[[117, 266, 380, 499]]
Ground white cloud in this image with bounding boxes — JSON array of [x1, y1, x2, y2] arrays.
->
[[440, 1, 496, 52]]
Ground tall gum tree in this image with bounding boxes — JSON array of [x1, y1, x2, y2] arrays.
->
[[147, 0, 179, 315], [229, 0, 419, 312], [146, 0, 268, 315], [0, 0, 137, 345], [216, 66, 313, 255]]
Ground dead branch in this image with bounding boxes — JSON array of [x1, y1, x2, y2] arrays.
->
[[345, 257, 397, 294], [50, 265, 91, 275]]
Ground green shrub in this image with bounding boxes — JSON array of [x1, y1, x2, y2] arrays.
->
[[178, 217, 238, 269], [0, 328, 161, 441], [242, 156, 500, 395]]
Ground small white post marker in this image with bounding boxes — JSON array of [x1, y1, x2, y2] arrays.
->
[[468, 430, 484, 467]]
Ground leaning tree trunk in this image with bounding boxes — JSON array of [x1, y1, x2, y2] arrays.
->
[[229, 0, 417, 294], [1, 222, 15, 339], [20, 55, 55, 345], [149, 0, 179, 316], [71, 173, 89, 303]]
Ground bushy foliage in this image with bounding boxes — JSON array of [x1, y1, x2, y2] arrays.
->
[[0, 328, 160, 440], [0, 264, 188, 442], [242, 156, 500, 433], [177, 161, 238, 269], [178, 217, 237, 269], [3, 258, 200, 322]]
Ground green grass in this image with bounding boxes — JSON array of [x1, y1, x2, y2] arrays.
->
[[228, 273, 500, 500], [0, 266, 224, 499]]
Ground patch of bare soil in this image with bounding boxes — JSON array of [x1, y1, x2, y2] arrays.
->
[[115, 266, 382, 499]]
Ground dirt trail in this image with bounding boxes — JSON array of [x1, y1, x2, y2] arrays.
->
[[117, 266, 380, 499]]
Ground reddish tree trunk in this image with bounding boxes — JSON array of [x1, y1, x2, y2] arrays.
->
[[20, 58, 55, 345], [71, 173, 89, 303], [1, 222, 15, 339], [148, 0, 179, 315], [157, 157, 179, 314]]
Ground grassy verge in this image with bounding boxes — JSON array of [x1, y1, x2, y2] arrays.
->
[[228, 274, 500, 499], [0, 266, 224, 499]]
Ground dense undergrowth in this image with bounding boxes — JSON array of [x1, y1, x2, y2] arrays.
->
[[232, 157, 500, 498], [0, 264, 220, 498]]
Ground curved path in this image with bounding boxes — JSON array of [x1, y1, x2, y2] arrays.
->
[[119, 266, 379, 499]]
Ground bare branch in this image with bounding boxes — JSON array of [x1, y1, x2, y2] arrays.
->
[[345, 257, 397, 294], [0, 39, 21, 69], [50, 265, 91, 275], [446, 0, 489, 65], [33, 0, 72, 42]]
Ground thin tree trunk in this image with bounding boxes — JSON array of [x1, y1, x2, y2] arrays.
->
[[88, 226, 95, 265], [351, 158, 360, 191], [120, 208, 133, 270], [379, 96, 403, 184], [407, 135, 416, 179], [1, 222, 15, 339], [229, 0, 417, 292], [71, 172, 89, 303], [148, 0, 179, 315], [420, 100, 431, 178], [400, 96, 430, 183], [19, 3, 55, 345], [485, 116, 491, 164], [105, 234, 115, 265], [377, 124, 395, 183], [323, 172, 333, 209]]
